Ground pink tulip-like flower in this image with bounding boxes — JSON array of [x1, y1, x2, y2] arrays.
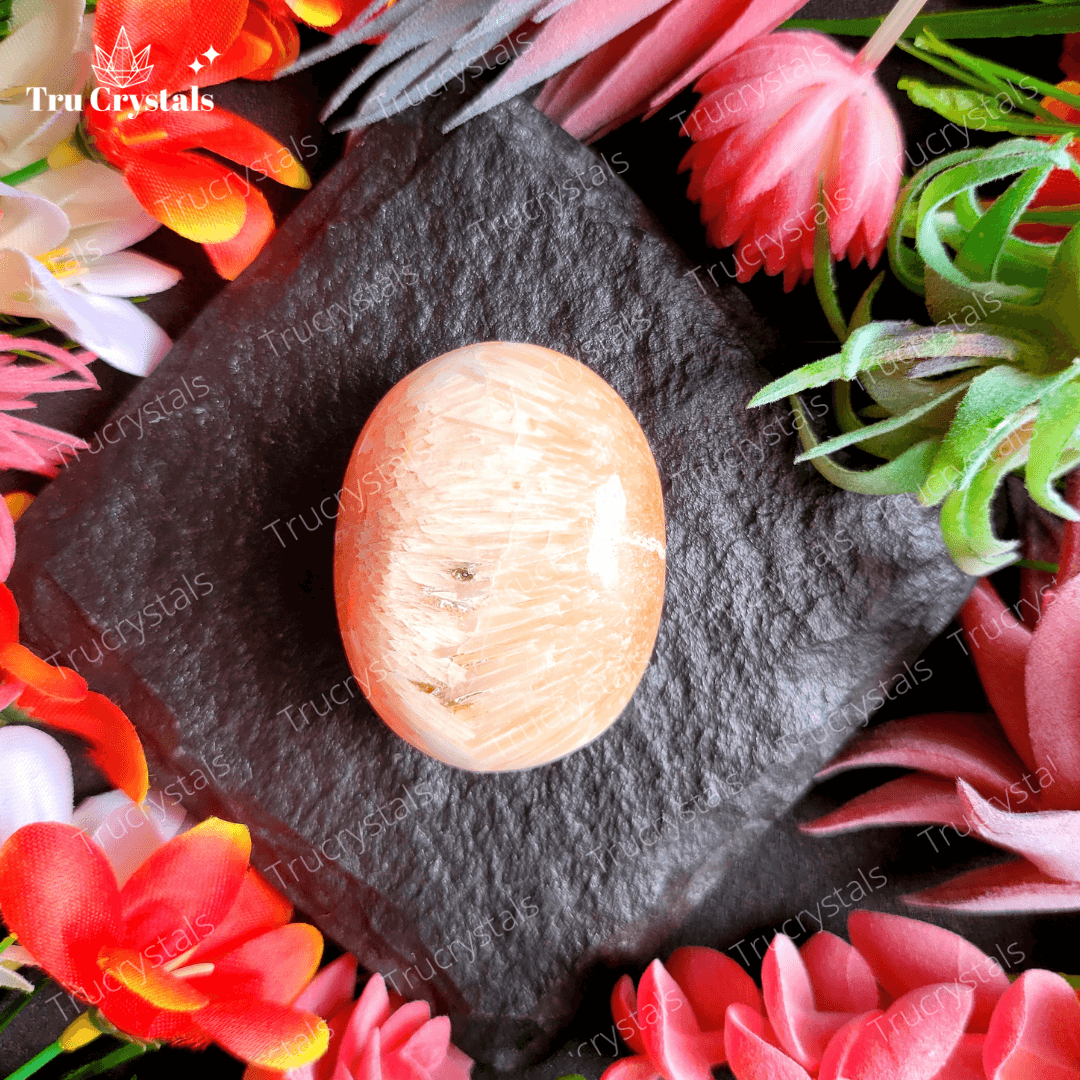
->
[[602, 913, 1080, 1080], [679, 29, 903, 290], [243, 954, 473, 1080], [804, 499, 1080, 913]]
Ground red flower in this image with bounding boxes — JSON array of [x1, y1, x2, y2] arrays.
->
[[804, 497, 1080, 912], [679, 31, 903, 290], [243, 953, 473, 1080], [600, 913, 1080, 1080], [0, 583, 147, 804], [86, 0, 311, 279], [0, 817, 329, 1068]]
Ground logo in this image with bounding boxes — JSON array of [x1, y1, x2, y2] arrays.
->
[[92, 26, 153, 89]]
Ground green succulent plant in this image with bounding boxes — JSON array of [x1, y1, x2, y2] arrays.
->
[[751, 137, 1080, 575]]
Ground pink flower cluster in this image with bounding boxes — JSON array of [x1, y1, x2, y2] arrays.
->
[[600, 911, 1080, 1080]]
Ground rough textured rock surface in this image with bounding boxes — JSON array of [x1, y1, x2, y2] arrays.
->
[[10, 90, 971, 1068]]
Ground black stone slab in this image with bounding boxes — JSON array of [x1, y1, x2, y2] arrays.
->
[[9, 90, 972, 1068]]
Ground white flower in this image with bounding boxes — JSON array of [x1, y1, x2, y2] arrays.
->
[[0, 160, 180, 375], [0, 725, 186, 882], [0, 0, 91, 173]]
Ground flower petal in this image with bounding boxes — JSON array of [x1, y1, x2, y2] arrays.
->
[[762, 934, 856, 1072], [956, 780, 1080, 883], [665, 945, 763, 1034], [638, 959, 712, 1080], [0, 821, 121, 996], [79, 251, 181, 297], [0, 726, 74, 846], [72, 789, 184, 886], [0, 251, 170, 375], [98, 943, 210, 1010], [0, 182, 70, 256], [18, 686, 149, 804], [959, 579, 1033, 769], [120, 817, 251, 955], [189, 868, 294, 964], [202, 182, 275, 281], [0, 642, 86, 700], [196, 999, 330, 1068], [295, 952, 359, 1016], [724, 1002, 813, 1080], [799, 932, 880, 1015], [983, 969, 1080, 1079], [205, 923, 324, 1005], [339, 973, 394, 1074], [801, 775, 969, 836], [847, 911, 1008, 1031], [1025, 574, 1080, 807], [612, 973, 647, 1054], [830, 983, 973, 1080], [905, 859, 1080, 912], [120, 149, 248, 244], [814, 713, 1027, 800], [599, 1056, 660, 1080], [818, 1012, 880, 1080]]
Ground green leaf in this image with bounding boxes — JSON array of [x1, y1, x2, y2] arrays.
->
[[781, 4, 1080, 38], [920, 364, 1080, 503], [791, 396, 939, 493], [796, 382, 968, 463], [889, 148, 983, 294], [849, 273, 885, 333], [954, 164, 1054, 281], [1027, 368, 1080, 517], [814, 215, 849, 343], [898, 80, 1080, 137]]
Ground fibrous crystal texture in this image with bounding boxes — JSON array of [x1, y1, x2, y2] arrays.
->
[[334, 341, 666, 771]]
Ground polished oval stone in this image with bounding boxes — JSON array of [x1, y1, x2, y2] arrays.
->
[[334, 341, 666, 771]]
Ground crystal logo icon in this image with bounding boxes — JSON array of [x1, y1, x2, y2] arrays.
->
[[92, 26, 153, 89]]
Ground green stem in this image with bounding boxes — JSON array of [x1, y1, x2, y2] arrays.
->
[[2, 1041, 62, 1080], [0, 935, 14, 956], [0, 159, 49, 187], [7, 322, 50, 339], [783, 3, 1080, 39], [0, 983, 44, 1038], [60, 1042, 150, 1080]]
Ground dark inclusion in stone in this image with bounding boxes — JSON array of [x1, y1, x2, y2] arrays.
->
[[10, 90, 971, 1068]]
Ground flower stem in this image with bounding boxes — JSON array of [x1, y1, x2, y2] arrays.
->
[[0, 935, 13, 956], [1058, 469, 1080, 585], [0, 159, 49, 187], [855, 0, 931, 71], [0, 982, 44, 1037], [60, 1041, 149, 1080], [2, 1041, 63, 1080]]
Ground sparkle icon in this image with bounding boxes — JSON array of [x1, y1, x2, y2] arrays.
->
[[189, 45, 221, 74], [93, 26, 154, 89]]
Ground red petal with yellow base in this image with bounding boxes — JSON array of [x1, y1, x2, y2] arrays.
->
[[93, 0, 249, 94], [190, 868, 294, 964], [0, 822, 122, 995], [201, 923, 324, 1004], [140, 110, 312, 189], [196, 999, 330, 1068], [203, 184, 277, 280], [116, 147, 249, 244], [120, 818, 252, 951], [16, 686, 149, 804]]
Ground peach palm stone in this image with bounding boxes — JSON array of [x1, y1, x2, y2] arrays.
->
[[334, 342, 666, 771]]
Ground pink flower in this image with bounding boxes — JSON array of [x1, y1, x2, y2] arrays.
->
[[243, 954, 473, 1080], [599, 946, 763, 1079], [0, 334, 96, 579], [601, 913, 1080, 1080], [679, 30, 903, 290], [804, 515, 1080, 911]]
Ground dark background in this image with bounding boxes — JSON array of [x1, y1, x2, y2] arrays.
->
[[0, 2, 1072, 1077]]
